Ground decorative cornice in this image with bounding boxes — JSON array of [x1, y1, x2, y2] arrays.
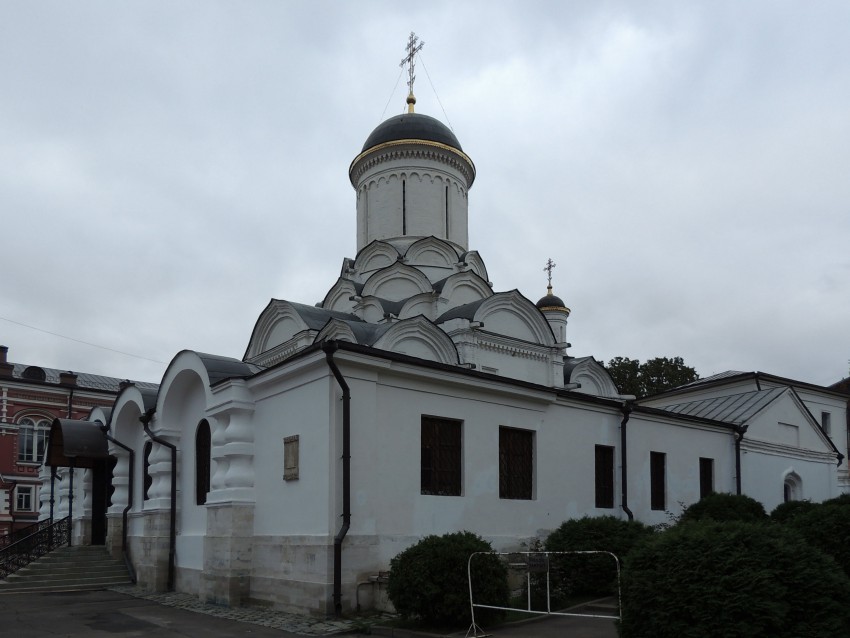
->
[[741, 437, 838, 462], [349, 141, 476, 186]]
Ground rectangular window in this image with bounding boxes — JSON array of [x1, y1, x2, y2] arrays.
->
[[16, 486, 34, 512], [421, 416, 462, 496], [595, 445, 615, 508], [283, 435, 300, 481], [821, 411, 831, 436], [699, 457, 714, 499], [499, 427, 533, 500], [650, 451, 666, 511]]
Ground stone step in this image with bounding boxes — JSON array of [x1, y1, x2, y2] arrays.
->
[[0, 545, 132, 593], [6, 566, 129, 582], [18, 559, 124, 574], [0, 579, 132, 594]]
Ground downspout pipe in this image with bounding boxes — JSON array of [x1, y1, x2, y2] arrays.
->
[[323, 341, 351, 617], [100, 423, 137, 584], [619, 402, 634, 521], [140, 408, 176, 591], [733, 425, 748, 496]]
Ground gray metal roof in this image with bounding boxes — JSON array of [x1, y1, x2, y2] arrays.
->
[[436, 298, 488, 323], [195, 353, 262, 386], [654, 387, 786, 425], [289, 302, 364, 331], [675, 370, 747, 389], [10, 363, 158, 393]]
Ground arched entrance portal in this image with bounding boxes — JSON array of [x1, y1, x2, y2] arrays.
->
[[46, 419, 115, 545]]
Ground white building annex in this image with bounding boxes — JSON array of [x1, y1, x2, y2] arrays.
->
[[41, 63, 849, 616]]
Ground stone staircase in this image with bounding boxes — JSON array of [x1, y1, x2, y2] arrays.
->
[[0, 545, 132, 594]]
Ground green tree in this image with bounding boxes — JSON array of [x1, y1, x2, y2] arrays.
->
[[605, 356, 642, 396], [606, 356, 698, 397]]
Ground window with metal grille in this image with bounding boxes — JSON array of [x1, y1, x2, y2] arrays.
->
[[196, 420, 211, 505], [499, 427, 533, 500], [595, 445, 615, 508], [650, 451, 666, 511], [143, 441, 153, 501], [421, 416, 462, 496], [283, 435, 299, 481], [699, 457, 714, 499]]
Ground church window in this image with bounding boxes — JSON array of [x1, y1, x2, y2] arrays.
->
[[650, 451, 666, 511], [15, 485, 34, 512], [445, 185, 449, 235], [17, 417, 49, 463], [783, 473, 802, 502], [143, 441, 153, 501], [421, 416, 462, 496], [699, 457, 714, 499], [594, 445, 615, 508], [283, 435, 300, 481], [402, 178, 407, 234], [499, 427, 533, 500], [195, 420, 211, 505]]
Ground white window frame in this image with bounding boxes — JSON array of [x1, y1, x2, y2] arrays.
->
[[17, 417, 51, 464], [15, 485, 35, 512]]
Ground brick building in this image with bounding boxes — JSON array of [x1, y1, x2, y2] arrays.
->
[[0, 345, 155, 538]]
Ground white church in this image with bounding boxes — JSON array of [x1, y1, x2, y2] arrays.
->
[[41, 48, 849, 616]]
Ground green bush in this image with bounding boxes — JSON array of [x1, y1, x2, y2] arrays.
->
[[823, 493, 850, 506], [678, 492, 767, 524], [386, 531, 508, 626], [620, 520, 850, 638], [770, 499, 817, 523], [544, 516, 653, 598], [786, 504, 850, 577]]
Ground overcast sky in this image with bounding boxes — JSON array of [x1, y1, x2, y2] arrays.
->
[[2, 1, 848, 388]]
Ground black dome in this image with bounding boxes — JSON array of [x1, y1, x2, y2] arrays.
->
[[361, 113, 462, 154], [536, 293, 568, 311]]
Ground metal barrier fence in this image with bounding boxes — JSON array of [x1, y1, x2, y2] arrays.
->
[[466, 550, 621, 637]]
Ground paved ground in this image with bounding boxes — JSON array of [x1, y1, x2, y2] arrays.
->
[[0, 588, 619, 637]]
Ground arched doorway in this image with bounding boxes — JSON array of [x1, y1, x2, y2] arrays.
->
[[45, 419, 115, 545]]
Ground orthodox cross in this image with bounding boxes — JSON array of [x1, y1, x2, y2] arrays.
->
[[399, 32, 424, 98], [544, 258, 557, 287]]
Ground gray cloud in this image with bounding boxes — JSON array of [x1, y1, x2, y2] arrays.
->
[[2, 1, 848, 387]]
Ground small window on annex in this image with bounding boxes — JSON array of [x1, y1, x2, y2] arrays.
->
[[283, 435, 300, 481], [821, 412, 831, 436], [195, 420, 211, 505], [16, 485, 35, 512], [499, 427, 533, 500], [143, 441, 153, 501], [421, 416, 462, 496], [650, 451, 666, 511], [17, 417, 50, 463], [699, 457, 714, 499], [595, 445, 615, 508]]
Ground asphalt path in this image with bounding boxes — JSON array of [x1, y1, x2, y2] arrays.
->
[[0, 590, 619, 637]]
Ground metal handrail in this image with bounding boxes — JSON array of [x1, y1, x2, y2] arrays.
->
[[0, 518, 52, 549], [0, 516, 70, 579]]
